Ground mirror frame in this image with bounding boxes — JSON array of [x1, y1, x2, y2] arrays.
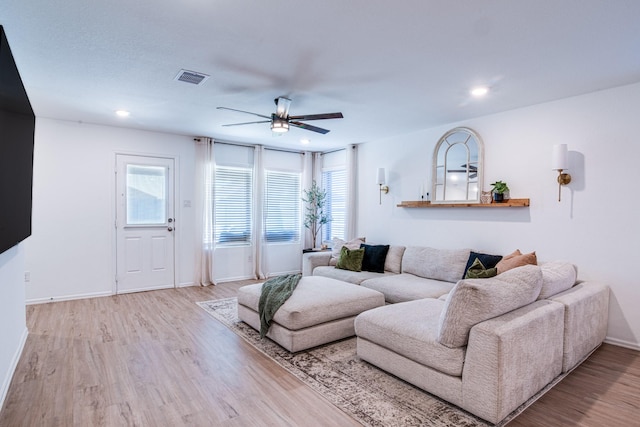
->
[[431, 127, 484, 204]]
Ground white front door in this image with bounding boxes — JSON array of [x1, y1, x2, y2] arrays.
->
[[115, 154, 175, 294]]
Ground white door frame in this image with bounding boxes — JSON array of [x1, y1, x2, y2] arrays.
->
[[112, 151, 179, 294]]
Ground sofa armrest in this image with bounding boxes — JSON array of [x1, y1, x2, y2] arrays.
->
[[548, 281, 609, 372], [462, 300, 564, 424], [302, 252, 332, 276]]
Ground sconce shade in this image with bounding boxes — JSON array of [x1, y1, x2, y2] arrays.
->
[[376, 168, 386, 185], [552, 144, 568, 170]]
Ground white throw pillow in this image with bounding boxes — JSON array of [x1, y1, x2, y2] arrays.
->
[[537, 261, 578, 299], [437, 265, 543, 348], [330, 237, 366, 265], [384, 245, 406, 274]]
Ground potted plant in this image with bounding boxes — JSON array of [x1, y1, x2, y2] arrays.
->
[[302, 180, 331, 249], [490, 180, 510, 203]]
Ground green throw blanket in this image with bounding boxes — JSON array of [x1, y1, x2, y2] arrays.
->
[[258, 273, 302, 338]]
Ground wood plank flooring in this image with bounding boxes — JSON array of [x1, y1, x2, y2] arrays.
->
[[1, 282, 638, 426]]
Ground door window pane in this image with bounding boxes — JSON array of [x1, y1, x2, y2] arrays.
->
[[126, 164, 167, 225]]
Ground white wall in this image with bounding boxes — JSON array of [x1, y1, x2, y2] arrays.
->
[[0, 243, 28, 408], [25, 118, 196, 302], [358, 82, 640, 350]]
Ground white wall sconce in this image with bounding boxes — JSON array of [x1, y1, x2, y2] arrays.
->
[[376, 167, 389, 204], [552, 144, 572, 202]]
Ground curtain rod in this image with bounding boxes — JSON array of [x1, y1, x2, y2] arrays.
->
[[209, 139, 305, 155], [193, 137, 354, 156]]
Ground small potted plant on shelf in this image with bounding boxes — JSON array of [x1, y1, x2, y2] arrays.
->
[[302, 180, 331, 249], [490, 180, 509, 203]]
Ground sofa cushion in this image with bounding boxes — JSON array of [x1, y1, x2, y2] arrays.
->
[[238, 276, 385, 330], [537, 261, 578, 299], [495, 249, 537, 274], [437, 265, 544, 348], [355, 299, 466, 376], [361, 274, 454, 303], [384, 245, 406, 273], [462, 251, 503, 279], [335, 246, 365, 272], [360, 244, 390, 273], [402, 246, 471, 283], [464, 258, 498, 279], [313, 266, 390, 285]]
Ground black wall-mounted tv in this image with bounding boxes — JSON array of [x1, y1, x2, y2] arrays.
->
[[0, 26, 35, 255]]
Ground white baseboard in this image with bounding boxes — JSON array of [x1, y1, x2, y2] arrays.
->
[[26, 290, 113, 305], [178, 281, 195, 288], [1, 327, 28, 410], [214, 275, 257, 284], [604, 337, 640, 351]]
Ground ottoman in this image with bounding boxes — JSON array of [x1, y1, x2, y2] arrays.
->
[[237, 276, 385, 352]]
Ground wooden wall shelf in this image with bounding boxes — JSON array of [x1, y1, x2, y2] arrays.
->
[[397, 198, 530, 208]]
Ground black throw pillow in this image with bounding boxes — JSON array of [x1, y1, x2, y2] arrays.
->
[[360, 243, 390, 273], [461, 251, 503, 279]]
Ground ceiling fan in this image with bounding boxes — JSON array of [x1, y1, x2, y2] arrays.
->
[[447, 164, 478, 179], [217, 97, 343, 135]]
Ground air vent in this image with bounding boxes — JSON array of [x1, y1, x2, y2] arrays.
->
[[174, 69, 209, 85]]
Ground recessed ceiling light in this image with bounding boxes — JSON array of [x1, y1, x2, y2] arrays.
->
[[470, 86, 489, 97], [300, 138, 311, 145], [115, 110, 130, 117]]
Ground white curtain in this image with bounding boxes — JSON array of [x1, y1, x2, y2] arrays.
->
[[252, 145, 266, 279], [194, 137, 215, 286], [301, 151, 315, 249], [345, 144, 358, 240]]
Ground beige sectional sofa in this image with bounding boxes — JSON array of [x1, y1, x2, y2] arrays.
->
[[302, 246, 610, 425]]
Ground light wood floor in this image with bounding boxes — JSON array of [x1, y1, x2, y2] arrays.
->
[[1, 283, 638, 427]]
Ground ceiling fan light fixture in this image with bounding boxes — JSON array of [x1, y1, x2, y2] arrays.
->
[[271, 118, 289, 133]]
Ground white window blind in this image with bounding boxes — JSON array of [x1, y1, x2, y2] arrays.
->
[[214, 165, 253, 245], [322, 168, 346, 242], [264, 170, 301, 243]]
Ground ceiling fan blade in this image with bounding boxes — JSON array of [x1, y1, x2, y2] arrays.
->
[[216, 106, 271, 120], [222, 120, 271, 127], [289, 112, 343, 121], [290, 121, 330, 134], [275, 97, 291, 118]]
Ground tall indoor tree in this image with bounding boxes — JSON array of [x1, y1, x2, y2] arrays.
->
[[302, 180, 331, 249]]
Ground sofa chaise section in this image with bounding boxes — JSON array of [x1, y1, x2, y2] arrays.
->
[[355, 266, 566, 424]]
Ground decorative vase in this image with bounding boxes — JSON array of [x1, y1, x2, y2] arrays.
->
[[480, 191, 492, 204], [493, 192, 504, 203]]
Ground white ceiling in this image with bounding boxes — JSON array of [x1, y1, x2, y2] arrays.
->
[[2, 1, 640, 151]]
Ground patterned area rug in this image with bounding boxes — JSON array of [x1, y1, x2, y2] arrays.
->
[[197, 298, 555, 427]]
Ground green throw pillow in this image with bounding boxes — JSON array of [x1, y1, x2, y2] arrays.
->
[[336, 246, 365, 272], [464, 257, 498, 279]]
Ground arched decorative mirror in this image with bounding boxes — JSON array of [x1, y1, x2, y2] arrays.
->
[[432, 127, 484, 203]]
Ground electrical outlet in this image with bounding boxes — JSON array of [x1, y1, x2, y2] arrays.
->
[[24, 271, 30, 282]]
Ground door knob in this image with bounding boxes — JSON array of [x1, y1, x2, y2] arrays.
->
[[168, 218, 174, 223], [168, 227, 173, 232]]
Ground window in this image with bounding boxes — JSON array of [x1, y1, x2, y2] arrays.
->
[[214, 165, 253, 245], [264, 170, 301, 243], [322, 168, 346, 242], [126, 164, 167, 225]]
